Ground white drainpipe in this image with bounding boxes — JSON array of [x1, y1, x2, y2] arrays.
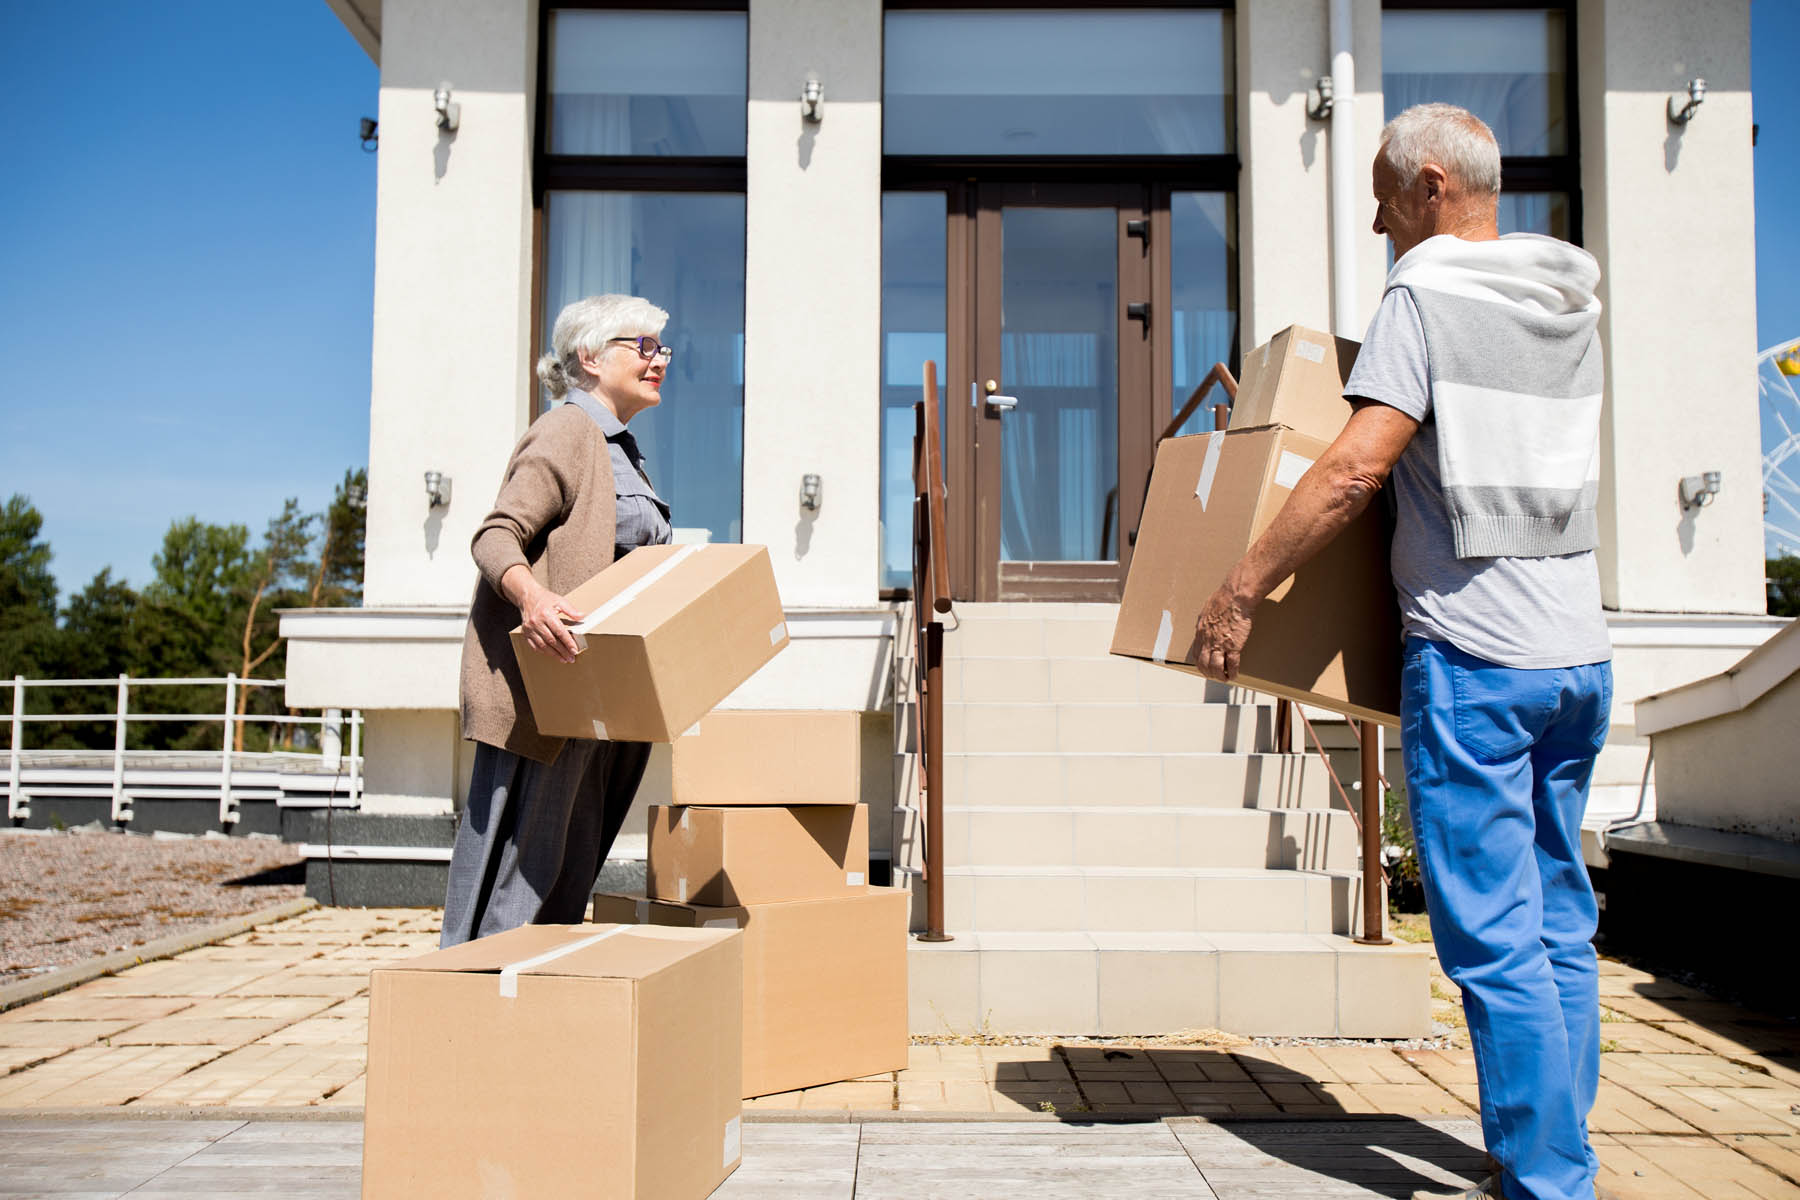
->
[[1329, 0, 1359, 337]]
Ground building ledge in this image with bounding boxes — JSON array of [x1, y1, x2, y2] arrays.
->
[[1635, 621, 1800, 736], [1605, 820, 1800, 880]]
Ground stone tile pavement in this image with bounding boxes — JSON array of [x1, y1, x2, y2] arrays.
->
[[0, 905, 1795, 1197]]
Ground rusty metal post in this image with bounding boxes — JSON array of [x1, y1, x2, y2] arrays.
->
[[919, 619, 952, 942], [1355, 719, 1392, 945]]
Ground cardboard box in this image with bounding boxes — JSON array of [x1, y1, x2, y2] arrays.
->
[[1229, 325, 1361, 441], [593, 888, 909, 1098], [647, 804, 870, 906], [511, 543, 789, 742], [1111, 426, 1401, 725], [362, 923, 742, 1200], [671, 710, 861, 806]]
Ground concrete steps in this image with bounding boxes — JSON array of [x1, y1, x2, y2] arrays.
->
[[893, 601, 1425, 1038]]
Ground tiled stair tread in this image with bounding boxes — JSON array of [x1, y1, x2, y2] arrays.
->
[[909, 931, 1430, 954]]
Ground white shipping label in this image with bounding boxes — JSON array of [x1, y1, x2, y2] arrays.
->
[[1293, 338, 1327, 364], [1274, 451, 1315, 491], [591, 719, 609, 741], [769, 621, 788, 646], [1194, 432, 1225, 511], [722, 1116, 742, 1167], [846, 872, 865, 887], [1152, 610, 1175, 665]]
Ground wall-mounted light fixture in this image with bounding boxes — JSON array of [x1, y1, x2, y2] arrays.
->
[[1307, 76, 1335, 122], [433, 83, 461, 133], [799, 473, 822, 513], [801, 76, 824, 123], [1669, 77, 1707, 124], [358, 117, 379, 152], [425, 470, 453, 510], [1679, 470, 1721, 511]]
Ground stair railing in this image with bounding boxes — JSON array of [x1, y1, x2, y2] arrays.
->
[[912, 360, 953, 943]]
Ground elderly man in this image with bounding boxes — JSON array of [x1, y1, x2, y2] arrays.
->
[[1194, 103, 1612, 1200]]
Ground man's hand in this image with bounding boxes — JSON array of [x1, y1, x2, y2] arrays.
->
[[501, 565, 584, 663], [1194, 586, 1255, 682]]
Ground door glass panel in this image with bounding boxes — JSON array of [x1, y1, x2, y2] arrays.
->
[[1382, 9, 1566, 156], [880, 192, 948, 591], [543, 191, 745, 544], [547, 9, 748, 156], [884, 10, 1233, 156], [1170, 192, 1238, 437], [999, 208, 1117, 562]]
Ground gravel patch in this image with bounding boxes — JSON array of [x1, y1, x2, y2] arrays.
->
[[0, 827, 303, 985]]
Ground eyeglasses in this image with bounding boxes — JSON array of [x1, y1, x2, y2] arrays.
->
[[609, 335, 674, 363]]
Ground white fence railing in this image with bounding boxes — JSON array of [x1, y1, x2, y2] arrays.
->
[[3, 675, 363, 827]]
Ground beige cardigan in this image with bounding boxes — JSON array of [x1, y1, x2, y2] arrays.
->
[[459, 405, 617, 763]]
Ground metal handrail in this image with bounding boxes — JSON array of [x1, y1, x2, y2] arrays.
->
[[4, 674, 363, 826], [912, 361, 953, 943], [1161, 362, 1239, 444]]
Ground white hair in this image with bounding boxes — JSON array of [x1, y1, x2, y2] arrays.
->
[[535, 294, 670, 399], [1378, 103, 1502, 197]]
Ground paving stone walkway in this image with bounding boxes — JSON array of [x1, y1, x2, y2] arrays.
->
[[0, 906, 1795, 1197]]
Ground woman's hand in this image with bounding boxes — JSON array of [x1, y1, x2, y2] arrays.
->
[[501, 565, 584, 663]]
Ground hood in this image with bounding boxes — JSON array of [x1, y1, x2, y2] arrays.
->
[[1387, 232, 1602, 319]]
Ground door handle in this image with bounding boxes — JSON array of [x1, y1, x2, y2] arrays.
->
[[985, 393, 1019, 413], [1127, 301, 1150, 327]]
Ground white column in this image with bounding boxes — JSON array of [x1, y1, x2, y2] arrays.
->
[[362, 0, 540, 608], [1580, 0, 1764, 613], [741, 0, 884, 607]]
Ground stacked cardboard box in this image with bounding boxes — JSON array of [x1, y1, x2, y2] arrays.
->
[[600, 710, 910, 1099], [1113, 324, 1402, 724]]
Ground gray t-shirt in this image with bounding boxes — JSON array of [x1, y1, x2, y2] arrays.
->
[[1345, 289, 1612, 668]]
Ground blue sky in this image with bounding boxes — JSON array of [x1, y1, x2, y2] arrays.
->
[[0, 2, 1796, 597]]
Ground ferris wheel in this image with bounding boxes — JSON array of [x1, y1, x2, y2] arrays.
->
[[1762, 338, 1800, 560]]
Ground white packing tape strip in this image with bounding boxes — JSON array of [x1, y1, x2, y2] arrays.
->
[[769, 621, 787, 645], [1293, 338, 1327, 364], [1274, 451, 1315, 491], [1152, 610, 1174, 664], [683, 721, 702, 738], [498, 926, 629, 999], [846, 871, 865, 887], [723, 1116, 742, 1167], [634, 899, 648, 923], [571, 544, 705, 635], [677, 876, 688, 903], [703, 917, 738, 930], [591, 719, 608, 741], [1194, 431, 1225, 511]]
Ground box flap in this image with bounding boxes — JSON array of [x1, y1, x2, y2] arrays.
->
[[568, 545, 766, 639], [374, 922, 733, 986]]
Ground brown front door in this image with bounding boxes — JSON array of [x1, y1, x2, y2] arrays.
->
[[963, 183, 1155, 602]]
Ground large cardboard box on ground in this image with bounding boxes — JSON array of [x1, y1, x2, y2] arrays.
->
[[1112, 427, 1401, 725], [593, 888, 909, 1098], [362, 923, 743, 1200], [511, 543, 789, 742], [1229, 324, 1361, 441], [671, 710, 860, 806], [647, 803, 870, 906]]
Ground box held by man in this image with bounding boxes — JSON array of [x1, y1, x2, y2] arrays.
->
[[1229, 325, 1361, 441], [362, 923, 743, 1200], [594, 887, 908, 1098], [1113, 426, 1401, 725], [511, 543, 788, 742], [647, 804, 870, 906], [672, 710, 861, 806]]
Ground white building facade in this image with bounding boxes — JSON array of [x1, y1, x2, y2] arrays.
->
[[291, 0, 1782, 864]]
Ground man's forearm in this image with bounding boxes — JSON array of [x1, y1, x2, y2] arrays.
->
[[1220, 467, 1380, 608]]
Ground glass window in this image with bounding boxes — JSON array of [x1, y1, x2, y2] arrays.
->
[[548, 10, 747, 156], [879, 193, 947, 591], [1169, 193, 1238, 437], [543, 191, 746, 544], [1498, 191, 1569, 239], [1382, 9, 1567, 156], [884, 10, 1233, 156]]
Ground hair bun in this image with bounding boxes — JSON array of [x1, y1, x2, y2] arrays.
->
[[535, 353, 568, 398]]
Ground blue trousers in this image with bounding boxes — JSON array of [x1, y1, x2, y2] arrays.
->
[[1401, 637, 1612, 1200]]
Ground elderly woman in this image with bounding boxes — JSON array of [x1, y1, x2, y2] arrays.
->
[[442, 293, 674, 948]]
